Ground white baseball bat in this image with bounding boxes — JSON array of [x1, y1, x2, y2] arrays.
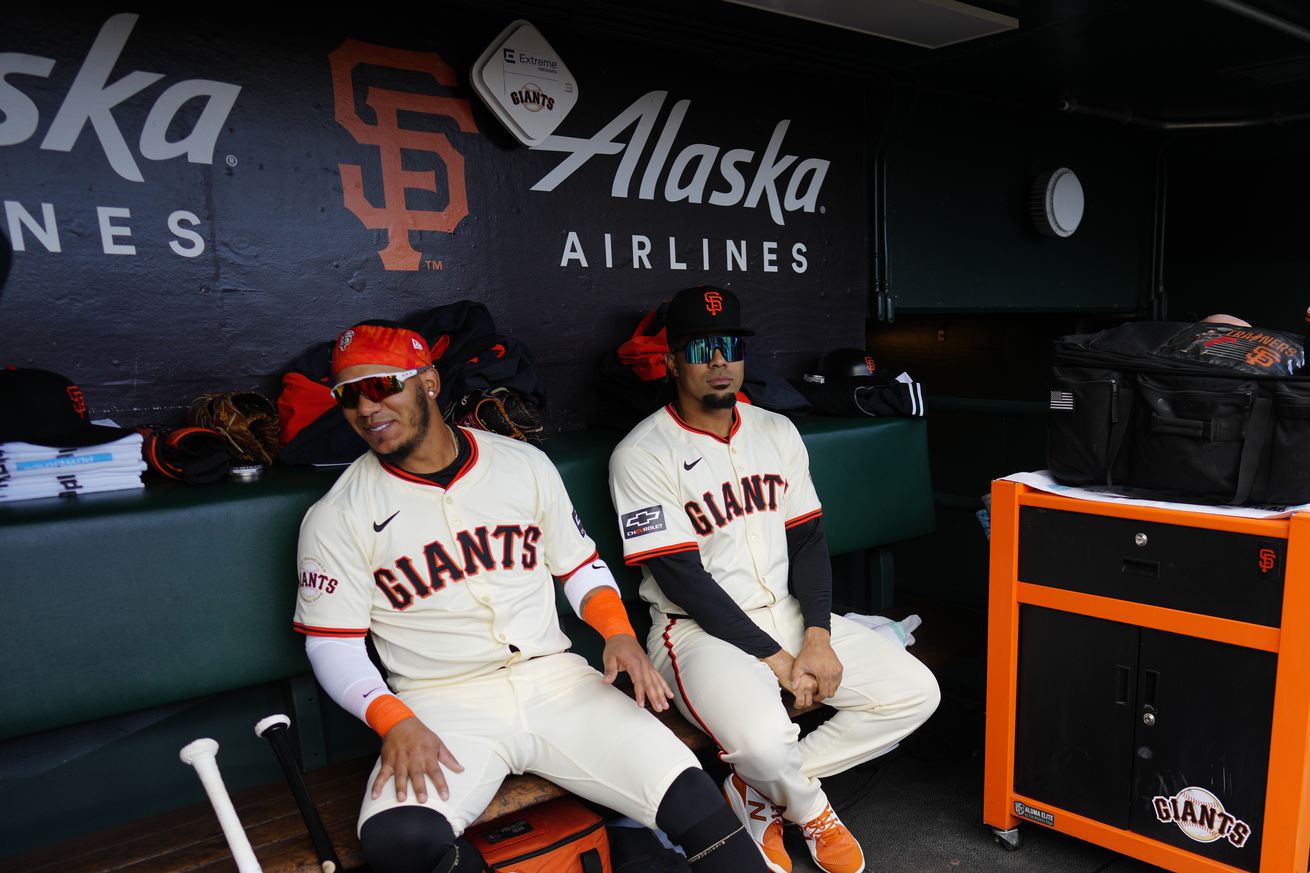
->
[[180, 738, 263, 873]]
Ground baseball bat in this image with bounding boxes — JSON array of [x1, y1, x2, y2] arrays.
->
[[255, 714, 340, 873], [179, 738, 263, 873]]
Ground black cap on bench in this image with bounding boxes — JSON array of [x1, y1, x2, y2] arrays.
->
[[0, 368, 133, 448]]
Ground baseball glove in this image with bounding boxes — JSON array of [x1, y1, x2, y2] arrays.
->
[[139, 426, 231, 484], [447, 388, 544, 442], [188, 391, 280, 465]]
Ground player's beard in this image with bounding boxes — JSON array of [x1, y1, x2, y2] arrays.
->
[[700, 391, 737, 410], [376, 393, 432, 465]]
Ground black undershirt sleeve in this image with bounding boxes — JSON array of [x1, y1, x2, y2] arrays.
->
[[644, 551, 782, 658], [786, 515, 832, 632]]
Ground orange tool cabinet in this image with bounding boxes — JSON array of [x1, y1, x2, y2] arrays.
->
[[983, 479, 1310, 873]]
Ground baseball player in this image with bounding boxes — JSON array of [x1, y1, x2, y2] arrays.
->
[[294, 322, 769, 873], [608, 288, 941, 873]]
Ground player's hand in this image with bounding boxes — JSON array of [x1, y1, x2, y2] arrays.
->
[[762, 649, 820, 707], [373, 717, 464, 804], [792, 628, 843, 702], [602, 633, 674, 712]]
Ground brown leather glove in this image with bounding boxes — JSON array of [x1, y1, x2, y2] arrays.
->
[[447, 388, 543, 442], [188, 391, 280, 465]]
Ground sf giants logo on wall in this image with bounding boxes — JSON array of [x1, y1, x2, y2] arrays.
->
[[329, 40, 479, 271]]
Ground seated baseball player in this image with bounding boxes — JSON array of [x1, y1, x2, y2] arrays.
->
[[294, 322, 769, 873], [608, 287, 942, 873]]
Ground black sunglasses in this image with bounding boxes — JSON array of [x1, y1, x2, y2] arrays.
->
[[683, 335, 744, 364]]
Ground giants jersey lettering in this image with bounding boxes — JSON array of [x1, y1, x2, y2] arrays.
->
[[295, 429, 597, 688], [609, 404, 822, 616]]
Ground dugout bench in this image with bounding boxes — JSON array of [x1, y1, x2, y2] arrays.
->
[[0, 415, 934, 872]]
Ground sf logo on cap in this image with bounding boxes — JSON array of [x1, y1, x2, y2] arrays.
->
[[65, 385, 87, 416], [704, 291, 723, 315], [339, 329, 355, 351]]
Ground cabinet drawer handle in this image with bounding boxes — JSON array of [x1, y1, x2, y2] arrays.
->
[[1115, 665, 1130, 705], [1122, 557, 1160, 578]]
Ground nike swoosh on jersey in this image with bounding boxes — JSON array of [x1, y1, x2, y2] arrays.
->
[[683, 458, 702, 470], [591, 563, 605, 570], [373, 510, 400, 532]]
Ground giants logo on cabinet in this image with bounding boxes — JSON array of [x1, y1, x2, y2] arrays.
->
[[1152, 787, 1251, 848]]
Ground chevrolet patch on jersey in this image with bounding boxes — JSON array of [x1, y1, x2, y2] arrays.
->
[[621, 505, 666, 539]]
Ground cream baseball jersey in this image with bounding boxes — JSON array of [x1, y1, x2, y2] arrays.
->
[[609, 403, 822, 615], [295, 428, 597, 688]]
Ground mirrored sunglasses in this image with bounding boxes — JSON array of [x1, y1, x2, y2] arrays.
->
[[331, 366, 431, 408], [683, 335, 744, 365]]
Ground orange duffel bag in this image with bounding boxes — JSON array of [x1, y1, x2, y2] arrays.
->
[[466, 796, 611, 873]]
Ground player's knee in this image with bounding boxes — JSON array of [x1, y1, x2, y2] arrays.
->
[[360, 806, 478, 873], [655, 767, 725, 839], [901, 662, 942, 724], [655, 767, 743, 846]]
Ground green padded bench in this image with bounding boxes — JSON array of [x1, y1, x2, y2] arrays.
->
[[0, 415, 933, 864]]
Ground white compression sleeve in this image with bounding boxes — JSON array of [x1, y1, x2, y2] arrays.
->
[[304, 635, 392, 724], [560, 556, 621, 617]]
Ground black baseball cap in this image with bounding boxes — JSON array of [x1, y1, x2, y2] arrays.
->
[[664, 286, 755, 342], [817, 348, 878, 384], [0, 368, 134, 447]]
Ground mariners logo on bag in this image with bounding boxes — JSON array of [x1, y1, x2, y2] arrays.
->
[[621, 505, 665, 538]]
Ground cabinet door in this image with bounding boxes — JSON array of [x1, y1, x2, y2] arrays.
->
[[1014, 606, 1140, 827], [1129, 629, 1276, 873]]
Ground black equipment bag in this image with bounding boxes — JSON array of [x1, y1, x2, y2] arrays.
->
[[1047, 320, 1310, 506]]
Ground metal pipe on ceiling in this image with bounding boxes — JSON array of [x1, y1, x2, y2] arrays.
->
[[1058, 98, 1310, 129], [1197, 0, 1310, 46]]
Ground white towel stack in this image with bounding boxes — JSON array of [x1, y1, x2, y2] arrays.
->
[[0, 432, 145, 502]]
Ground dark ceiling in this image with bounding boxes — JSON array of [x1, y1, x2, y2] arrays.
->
[[471, 0, 1310, 127]]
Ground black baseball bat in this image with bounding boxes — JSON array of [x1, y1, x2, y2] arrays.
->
[[255, 714, 341, 873]]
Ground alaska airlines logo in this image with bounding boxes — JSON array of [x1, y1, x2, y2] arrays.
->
[[328, 40, 479, 271], [531, 91, 830, 227], [0, 13, 241, 183], [373, 525, 541, 610]]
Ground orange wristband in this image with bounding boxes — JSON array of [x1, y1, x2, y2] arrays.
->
[[582, 587, 636, 640], [364, 694, 416, 737]]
